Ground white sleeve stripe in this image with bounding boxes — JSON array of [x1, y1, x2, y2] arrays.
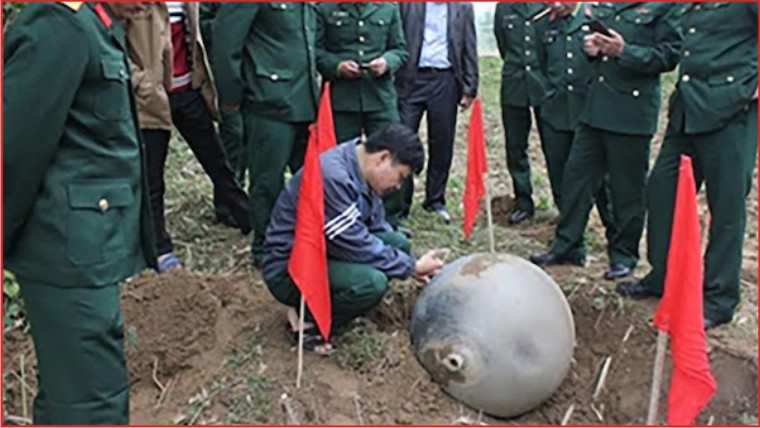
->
[[327, 209, 361, 240], [324, 206, 360, 237], [324, 203, 359, 230]]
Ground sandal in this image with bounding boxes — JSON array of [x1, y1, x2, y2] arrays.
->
[[157, 252, 183, 273], [284, 323, 334, 356]]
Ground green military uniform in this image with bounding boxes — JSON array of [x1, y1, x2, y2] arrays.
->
[[494, 2, 550, 218], [537, 4, 616, 244], [640, 2, 758, 323], [315, 2, 407, 142], [199, 2, 248, 224], [3, 2, 156, 423], [213, 2, 319, 264], [315, 2, 409, 226], [268, 231, 409, 332], [550, 2, 682, 267]]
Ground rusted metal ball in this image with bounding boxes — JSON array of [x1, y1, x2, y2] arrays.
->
[[410, 253, 575, 418]]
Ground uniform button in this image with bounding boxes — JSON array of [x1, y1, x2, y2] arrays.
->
[[508, 24, 514, 29], [694, 4, 702, 10], [566, 52, 574, 59], [632, 90, 640, 97], [581, 24, 590, 32], [682, 74, 690, 82], [336, 21, 342, 26], [525, 35, 531, 42], [270, 74, 279, 81], [566, 35, 573, 42], [358, 50, 364, 56], [98, 198, 109, 212], [378, 20, 384, 25], [615, 15, 621, 21], [525, 65, 532, 71], [602, 55, 609, 62], [635, 18, 642, 24], [280, 3, 286, 9], [525, 50, 531, 56], [358, 20, 364, 26], [688, 27, 696, 34], [683, 50, 690, 57], [359, 36, 365, 43], [567, 68, 574, 74], [567, 84, 574, 91], [120, 70, 127, 78], [525, 21, 531, 27], [598, 75, 605, 82], [727, 75, 735, 83]]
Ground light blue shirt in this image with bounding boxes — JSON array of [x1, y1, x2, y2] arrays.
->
[[418, 2, 451, 69]]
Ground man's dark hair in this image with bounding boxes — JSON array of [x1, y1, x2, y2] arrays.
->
[[364, 124, 425, 175]]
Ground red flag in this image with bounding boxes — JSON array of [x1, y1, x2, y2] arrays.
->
[[287, 84, 338, 341], [317, 82, 337, 152], [653, 155, 717, 425], [463, 99, 488, 239]]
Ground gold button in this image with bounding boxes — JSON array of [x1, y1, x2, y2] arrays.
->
[[525, 65, 532, 71], [632, 90, 640, 97], [567, 84, 574, 91], [567, 52, 574, 59], [98, 198, 109, 212], [270, 74, 279, 81], [358, 20, 364, 26], [359, 36, 365, 43], [689, 27, 696, 34], [727, 75, 735, 83], [598, 75, 605, 83], [682, 74, 690, 82]]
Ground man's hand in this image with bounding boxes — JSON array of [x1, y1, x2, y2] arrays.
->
[[368, 57, 389, 77], [583, 34, 601, 57], [413, 250, 445, 283], [460, 94, 475, 110], [222, 103, 240, 113], [338, 60, 363, 79], [595, 29, 625, 58]]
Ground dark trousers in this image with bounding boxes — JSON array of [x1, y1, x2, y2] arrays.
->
[[19, 278, 128, 424], [551, 124, 651, 267], [143, 90, 250, 256], [399, 70, 460, 212], [213, 107, 247, 221], [501, 104, 546, 214], [642, 103, 758, 322], [266, 231, 410, 334]]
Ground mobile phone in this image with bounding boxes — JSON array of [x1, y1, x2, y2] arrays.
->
[[588, 19, 612, 37], [359, 63, 372, 70]]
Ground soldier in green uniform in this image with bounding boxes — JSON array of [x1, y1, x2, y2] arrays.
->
[[213, 2, 319, 265], [199, 2, 248, 226], [618, 2, 758, 330], [531, 2, 682, 280], [537, 3, 616, 248], [315, 2, 409, 228], [494, 1, 550, 225], [315, 2, 408, 142], [3, 2, 153, 423]]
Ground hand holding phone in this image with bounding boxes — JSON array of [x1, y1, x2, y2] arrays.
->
[[588, 19, 612, 37]]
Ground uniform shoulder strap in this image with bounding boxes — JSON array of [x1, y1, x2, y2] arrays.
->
[[58, 2, 83, 12]]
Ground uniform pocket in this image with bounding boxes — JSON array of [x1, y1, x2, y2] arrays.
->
[[94, 60, 132, 121], [67, 182, 133, 265]]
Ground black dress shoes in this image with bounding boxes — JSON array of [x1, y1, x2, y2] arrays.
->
[[508, 209, 533, 225], [604, 263, 632, 280], [529, 252, 585, 267], [616, 281, 657, 300]]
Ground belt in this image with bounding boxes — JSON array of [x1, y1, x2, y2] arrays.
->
[[418, 67, 453, 74]]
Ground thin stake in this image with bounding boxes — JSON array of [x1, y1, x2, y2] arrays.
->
[[296, 297, 305, 389], [279, 393, 300, 425], [560, 404, 575, 426], [483, 172, 495, 253], [646, 330, 668, 425], [593, 356, 612, 400]]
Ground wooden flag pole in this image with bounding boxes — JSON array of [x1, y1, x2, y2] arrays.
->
[[296, 296, 305, 388], [646, 330, 668, 424], [483, 173, 495, 253]]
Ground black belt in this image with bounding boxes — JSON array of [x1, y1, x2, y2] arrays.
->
[[418, 67, 453, 74]]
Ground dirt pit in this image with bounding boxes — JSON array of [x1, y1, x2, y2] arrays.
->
[[2, 268, 756, 425]]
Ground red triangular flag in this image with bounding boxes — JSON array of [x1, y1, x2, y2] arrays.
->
[[286, 84, 339, 341], [288, 125, 331, 341], [463, 99, 488, 239], [653, 155, 717, 425], [317, 82, 337, 152]]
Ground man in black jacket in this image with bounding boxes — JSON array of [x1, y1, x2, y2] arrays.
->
[[395, 2, 479, 223]]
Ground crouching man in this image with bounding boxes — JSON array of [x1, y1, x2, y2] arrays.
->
[[261, 124, 445, 354]]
